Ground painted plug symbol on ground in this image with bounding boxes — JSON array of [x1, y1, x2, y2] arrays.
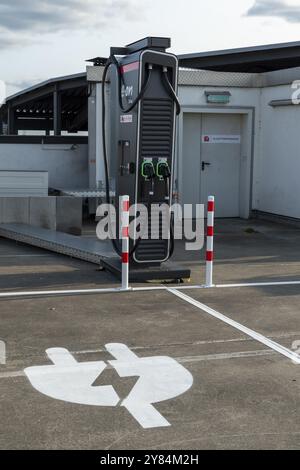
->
[[24, 343, 193, 429], [24, 348, 120, 407]]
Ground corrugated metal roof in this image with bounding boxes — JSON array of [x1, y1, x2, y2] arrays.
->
[[0, 72, 88, 134], [5, 72, 87, 102], [179, 40, 300, 73]]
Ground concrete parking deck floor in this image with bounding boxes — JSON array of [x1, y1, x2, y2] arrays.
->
[[0, 218, 299, 450]]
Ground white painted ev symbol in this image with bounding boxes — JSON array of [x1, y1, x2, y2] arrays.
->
[[24, 343, 193, 429]]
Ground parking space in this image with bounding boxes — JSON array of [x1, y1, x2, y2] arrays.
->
[[179, 284, 300, 341], [0, 285, 299, 449], [0, 218, 300, 449]]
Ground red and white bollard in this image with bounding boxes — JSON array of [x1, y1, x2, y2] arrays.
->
[[206, 196, 215, 288], [121, 195, 130, 291]]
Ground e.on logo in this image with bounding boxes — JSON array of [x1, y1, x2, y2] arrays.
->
[[0, 80, 6, 105]]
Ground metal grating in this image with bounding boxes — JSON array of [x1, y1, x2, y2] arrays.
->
[[135, 238, 168, 261], [178, 68, 262, 88], [135, 207, 170, 262], [0, 224, 117, 264], [140, 98, 174, 158]]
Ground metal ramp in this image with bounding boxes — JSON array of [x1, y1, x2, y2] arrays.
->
[[0, 224, 191, 282], [0, 223, 117, 264]]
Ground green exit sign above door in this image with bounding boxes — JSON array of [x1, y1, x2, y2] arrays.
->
[[205, 91, 231, 104]]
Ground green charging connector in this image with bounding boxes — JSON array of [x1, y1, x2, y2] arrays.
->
[[156, 161, 171, 180], [141, 160, 155, 180]]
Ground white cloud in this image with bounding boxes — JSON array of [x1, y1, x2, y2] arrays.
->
[[0, 0, 142, 49], [247, 0, 300, 23]]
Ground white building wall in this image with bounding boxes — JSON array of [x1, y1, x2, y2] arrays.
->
[[0, 143, 88, 190], [258, 84, 300, 218]]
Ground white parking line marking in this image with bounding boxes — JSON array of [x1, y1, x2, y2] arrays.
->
[[216, 281, 300, 288], [177, 349, 275, 362], [0, 349, 276, 380], [0, 279, 300, 300], [171, 281, 300, 291], [0, 287, 125, 299], [73, 332, 300, 355], [168, 288, 300, 365], [0, 370, 25, 379], [134, 280, 300, 292]]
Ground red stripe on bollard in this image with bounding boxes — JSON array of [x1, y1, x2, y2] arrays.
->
[[207, 226, 214, 237], [122, 253, 129, 264], [122, 227, 129, 238], [206, 196, 215, 287], [121, 195, 130, 290], [208, 201, 215, 212]]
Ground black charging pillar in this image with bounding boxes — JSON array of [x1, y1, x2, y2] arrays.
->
[[102, 37, 190, 282]]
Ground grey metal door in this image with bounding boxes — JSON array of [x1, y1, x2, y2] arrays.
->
[[182, 113, 242, 218], [201, 113, 241, 217]]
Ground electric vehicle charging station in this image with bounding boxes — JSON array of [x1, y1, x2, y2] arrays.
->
[[101, 37, 191, 282]]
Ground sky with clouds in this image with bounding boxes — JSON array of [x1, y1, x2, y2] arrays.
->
[[1, 0, 300, 96]]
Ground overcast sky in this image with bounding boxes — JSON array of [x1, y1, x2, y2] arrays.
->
[[1, 0, 300, 96]]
